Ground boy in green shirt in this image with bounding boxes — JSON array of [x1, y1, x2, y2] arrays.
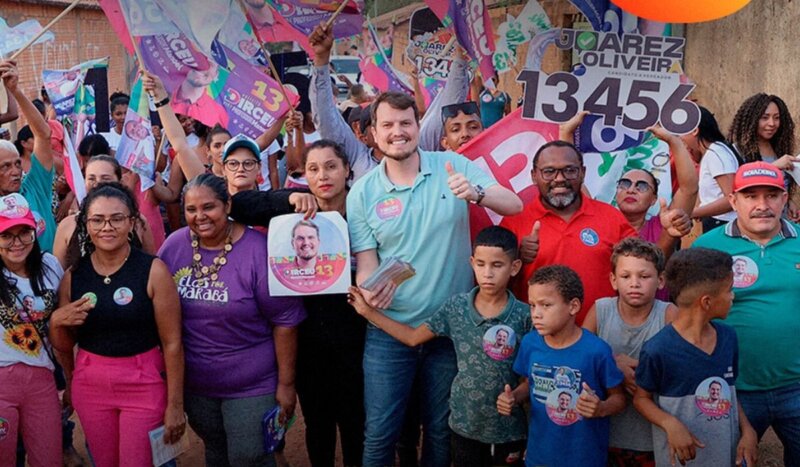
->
[[350, 226, 530, 466]]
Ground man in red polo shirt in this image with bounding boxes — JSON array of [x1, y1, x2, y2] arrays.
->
[[501, 140, 636, 324]]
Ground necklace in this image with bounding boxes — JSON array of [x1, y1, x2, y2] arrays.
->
[[93, 248, 130, 285], [191, 224, 233, 281]]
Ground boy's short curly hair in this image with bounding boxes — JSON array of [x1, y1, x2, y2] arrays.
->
[[529, 265, 584, 304], [611, 237, 666, 273], [665, 248, 733, 306]]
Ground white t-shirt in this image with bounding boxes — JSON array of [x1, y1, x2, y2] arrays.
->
[[101, 127, 123, 151], [0, 253, 64, 370], [698, 142, 739, 222]]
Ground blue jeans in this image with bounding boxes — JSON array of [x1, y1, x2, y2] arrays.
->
[[362, 326, 457, 467], [738, 381, 800, 467]]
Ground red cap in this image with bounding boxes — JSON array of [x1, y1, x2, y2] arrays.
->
[[733, 161, 786, 192]]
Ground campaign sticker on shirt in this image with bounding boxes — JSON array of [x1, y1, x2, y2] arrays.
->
[[0, 417, 8, 440], [481, 92, 494, 103], [268, 212, 351, 296], [113, 287, 133, 306], [579, 228, 599, 247], [694, 377, 732, 418], [732, 256, 758, 288], [82, 292, 98, 307], [545, 388, 581, 426], [376, 197, 403, 220], [482, 324, 516, 361]]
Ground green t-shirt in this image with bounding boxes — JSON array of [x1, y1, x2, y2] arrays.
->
[[21, 155, 55, 252], [693, 220, 800, 391], [425, 287, 530, 443]]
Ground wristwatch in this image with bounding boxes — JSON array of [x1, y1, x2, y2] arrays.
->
[[470, 185, 485, 205], [154, 96, 170, 109]]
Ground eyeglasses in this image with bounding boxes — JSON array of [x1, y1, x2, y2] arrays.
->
[[441, 102, 479, 124], [224, 159, 259, 172], [616, 178, 654, 193], [535, 166, 581, 181], [87, 214, 132, 231], [0, 229, 35, 248]]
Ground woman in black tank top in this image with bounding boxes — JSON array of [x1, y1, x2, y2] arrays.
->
[[50, 184, 185, 467]]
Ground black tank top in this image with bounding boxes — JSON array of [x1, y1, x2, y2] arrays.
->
[[72, 248, 160, 357]]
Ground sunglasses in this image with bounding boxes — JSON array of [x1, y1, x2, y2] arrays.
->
[[616, 178, 654, 193], [441, 102, 479, 124]]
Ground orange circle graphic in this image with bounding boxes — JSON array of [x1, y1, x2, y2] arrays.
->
[[611, 0, 751, 23]]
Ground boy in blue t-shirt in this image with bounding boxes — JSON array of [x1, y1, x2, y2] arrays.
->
[[349, 226, 530, 465], [497, 265, 625, 467], [634, 248, 758, 466]]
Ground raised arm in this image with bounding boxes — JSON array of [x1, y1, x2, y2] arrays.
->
[[142, 72, 206, 180], [308, 24, 372, 169], [651, 126, 698, 216], [0, 87, 18, 124], [1, 61, 53, 169], [419, 51, 468, 151]]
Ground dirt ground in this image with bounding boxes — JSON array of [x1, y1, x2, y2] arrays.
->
[[69, 406, 784, 467]]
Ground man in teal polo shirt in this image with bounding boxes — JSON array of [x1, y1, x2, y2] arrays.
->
[[0, 61, 55, 252], [347, 91, 522, 466], [693, 161, 800, 465]]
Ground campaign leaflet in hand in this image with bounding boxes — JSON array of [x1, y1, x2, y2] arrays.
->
[[268, 212, 351, 296], [360, 257, 416, 292], [262, 406, 297, 455], [148, 423, 189, 466]]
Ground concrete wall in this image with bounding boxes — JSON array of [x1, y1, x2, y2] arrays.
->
[[685, 0, 799, 137]]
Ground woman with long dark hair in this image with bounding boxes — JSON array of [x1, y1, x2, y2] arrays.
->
[[50, 183, 184, 467], [0, 193, 64, 465], [682, 106, 743, 232]]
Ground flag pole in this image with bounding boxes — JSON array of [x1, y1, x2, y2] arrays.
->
[[9, 0, 82, 61], [325, 1, 351, 29]]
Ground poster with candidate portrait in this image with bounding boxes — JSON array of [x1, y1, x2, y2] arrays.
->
[[267, 212, 351, 296]]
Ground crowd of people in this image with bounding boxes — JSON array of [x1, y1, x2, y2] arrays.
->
[[0, 20, 799, 467]]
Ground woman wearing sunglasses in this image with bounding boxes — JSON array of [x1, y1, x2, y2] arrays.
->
[[613, 125, 697, 258], [0, 194, 64, 466]]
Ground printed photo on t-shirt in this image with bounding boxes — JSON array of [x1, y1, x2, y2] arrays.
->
[[482, 324, 516, 361], [694, 376, 732, 418], [731, 256, 758, 288]]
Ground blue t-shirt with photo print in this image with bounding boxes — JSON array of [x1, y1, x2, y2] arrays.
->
[[513, 328, 623, 467], [636, 322, 740, 467]]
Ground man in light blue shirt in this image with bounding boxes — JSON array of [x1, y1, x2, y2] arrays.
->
[[347, 91, 522, 466]]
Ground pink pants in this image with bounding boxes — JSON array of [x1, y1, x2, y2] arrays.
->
[[0, 363, 61, 467], [72, 347, 167, 467]]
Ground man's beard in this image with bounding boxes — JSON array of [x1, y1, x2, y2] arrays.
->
[[543, 189, 578, 209], [383, 148, 415, 162]]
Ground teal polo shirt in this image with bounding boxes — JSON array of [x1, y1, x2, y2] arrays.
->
[[347, 149, 497, 326], [21, 155, 55, 252], [693, 219, 800, 391]]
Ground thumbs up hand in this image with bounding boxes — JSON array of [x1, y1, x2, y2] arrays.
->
[[496, 384, 516, 416], [576, 382, 602, 418], [658, 198, 692, 238], [446, 161, 478, 202], [520, 220, 541, 264]]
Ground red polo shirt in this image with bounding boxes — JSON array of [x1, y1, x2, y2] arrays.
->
[[500, 195, 636, 324]]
